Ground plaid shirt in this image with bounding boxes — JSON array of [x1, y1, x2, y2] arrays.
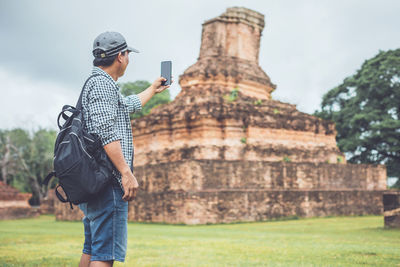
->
[[81, 67, 142, 189]]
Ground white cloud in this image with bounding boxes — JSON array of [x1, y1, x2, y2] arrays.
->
[[0, 67, 76, 130]]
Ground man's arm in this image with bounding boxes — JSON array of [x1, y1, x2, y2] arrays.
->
[[137, 77, 172, 106], [104, 141, 138, 201], [87, 81, 138, 201]]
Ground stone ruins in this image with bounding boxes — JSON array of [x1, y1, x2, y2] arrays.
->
[[128, 7, 387, 224], [0, 181, 37, 220], [55, 7, 387, 223]]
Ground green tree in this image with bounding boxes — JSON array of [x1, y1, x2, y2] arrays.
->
[[25, 129, 57, 205], [314, 49, 400, 187], [0, 128, 31, 191], [0, 128, 56, 204], [119, 80, 171, 119]]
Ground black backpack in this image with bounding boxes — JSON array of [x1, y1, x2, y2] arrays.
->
[[43, 74, 114, 209]]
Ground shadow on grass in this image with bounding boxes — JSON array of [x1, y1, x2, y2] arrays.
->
[[127, 214, 388, 227], [128, 215, 302, 227]]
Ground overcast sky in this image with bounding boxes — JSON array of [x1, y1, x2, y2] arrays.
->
[[0, 0, 399, 130]]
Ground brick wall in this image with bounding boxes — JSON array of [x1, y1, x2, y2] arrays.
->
[[52, 160, 387, 224], [128, 189, 384, 224]]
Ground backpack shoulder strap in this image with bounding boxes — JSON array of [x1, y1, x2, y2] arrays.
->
[[76, 74, 104, 111]]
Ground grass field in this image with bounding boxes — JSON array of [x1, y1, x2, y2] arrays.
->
[[0, 215, 399, 267]]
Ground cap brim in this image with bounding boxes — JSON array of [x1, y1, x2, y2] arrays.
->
[[127, 46, 140, 53]]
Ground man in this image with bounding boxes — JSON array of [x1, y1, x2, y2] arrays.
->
[[78, 31, 172, 267]]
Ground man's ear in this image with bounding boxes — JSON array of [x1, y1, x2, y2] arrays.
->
[[117, 52, 123, 63]]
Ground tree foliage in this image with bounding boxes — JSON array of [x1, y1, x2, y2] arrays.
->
[[315, 49, 400, 187], [0, 128, 56, 204], [119, 80, 171, 119]]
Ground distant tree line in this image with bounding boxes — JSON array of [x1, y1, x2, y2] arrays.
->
[[0, 81, 171, 205]]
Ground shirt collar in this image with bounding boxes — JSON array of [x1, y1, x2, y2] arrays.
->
[[92, 67, 119, 88]]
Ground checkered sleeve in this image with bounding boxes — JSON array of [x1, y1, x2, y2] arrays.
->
[[87, 80, 122, 146], [124, 94, 142, 113]]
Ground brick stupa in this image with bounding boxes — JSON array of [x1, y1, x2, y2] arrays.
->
[[128, 7, 386, 224], [54, 7, 387, 223]]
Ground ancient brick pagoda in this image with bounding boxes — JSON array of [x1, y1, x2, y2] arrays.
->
[[53, 7, 387, 223], [127, 7, 387, 224]]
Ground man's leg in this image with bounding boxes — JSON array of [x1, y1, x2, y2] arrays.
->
[[79, 253, 91, 267], [78, 206, 92, 267], [79, 254, 113, 267], [90, 260, 114, 267]]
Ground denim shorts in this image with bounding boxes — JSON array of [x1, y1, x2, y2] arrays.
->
[[78, 182, 128, 262]]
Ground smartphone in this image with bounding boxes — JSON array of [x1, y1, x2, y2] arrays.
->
[[161, 61, 172, 86]]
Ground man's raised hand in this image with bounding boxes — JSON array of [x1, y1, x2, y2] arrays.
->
[[152, 76, 174, 93]]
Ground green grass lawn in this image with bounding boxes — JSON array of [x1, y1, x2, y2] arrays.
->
[[0, 215, 399, 267]]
